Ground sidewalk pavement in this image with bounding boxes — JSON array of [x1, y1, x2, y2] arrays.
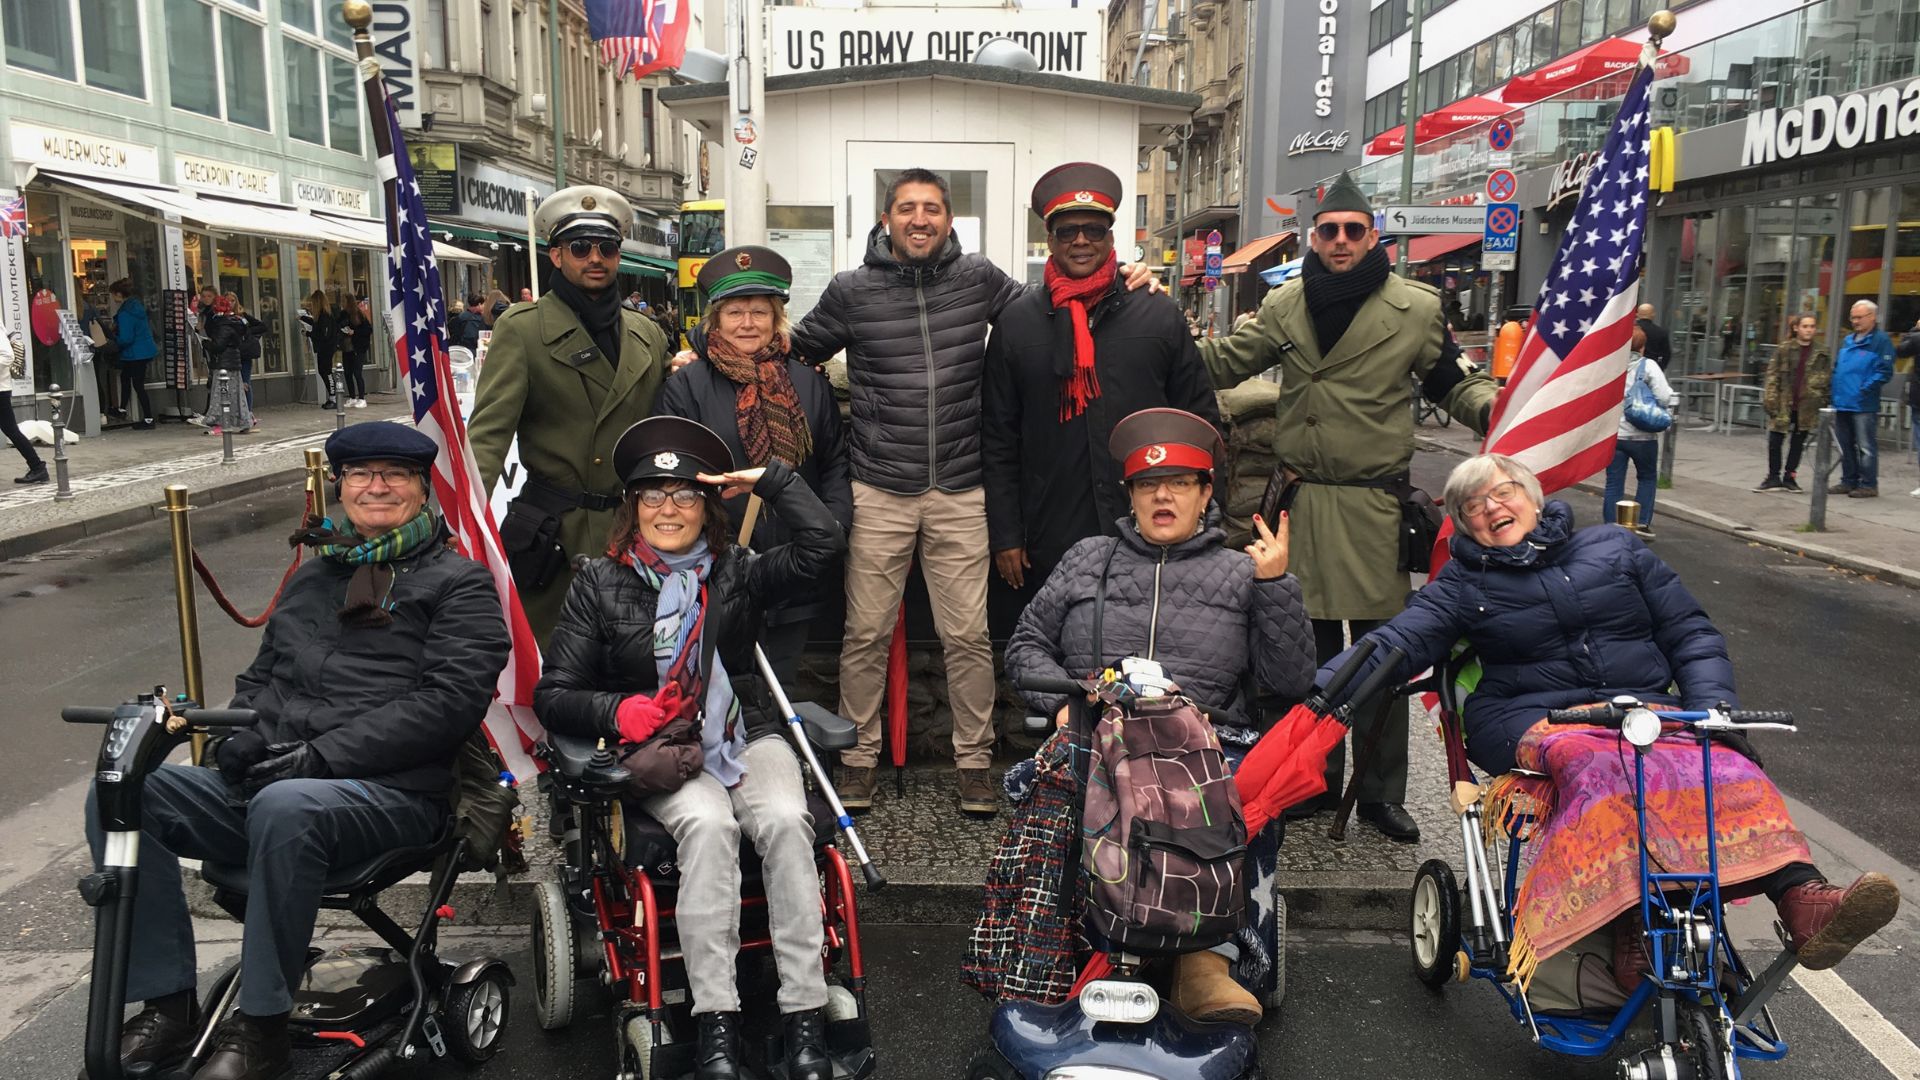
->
[[1416, 418, 1920, 588], [0, 392, 411, 560]]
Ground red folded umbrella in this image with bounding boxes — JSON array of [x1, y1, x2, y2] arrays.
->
[[886, 600, 908, 771]]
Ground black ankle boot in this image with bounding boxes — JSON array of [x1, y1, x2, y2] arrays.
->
[[694, 1011, 742, 1080], [784, 1007, 831, 1080], [194, 1010, 290, 1080], [15, 463, 47, 484]]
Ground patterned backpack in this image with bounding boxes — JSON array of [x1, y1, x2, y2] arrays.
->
[[1079, 541, 1248, 954]]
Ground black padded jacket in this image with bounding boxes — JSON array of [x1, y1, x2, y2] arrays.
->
[[788, 223, 1026, 495], [533, 460, 846, 744]]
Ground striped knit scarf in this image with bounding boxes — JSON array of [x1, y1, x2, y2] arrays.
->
[[288, 509, 439, 627], [706, 331, 813, 468]]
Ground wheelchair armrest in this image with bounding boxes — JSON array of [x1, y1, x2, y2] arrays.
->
[[540, 731, 627, 787], [1024, 715, 1051, 733], [793, 701, 856, 752]]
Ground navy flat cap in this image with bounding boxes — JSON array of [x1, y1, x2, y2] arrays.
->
[[325, 421, 439, 473]]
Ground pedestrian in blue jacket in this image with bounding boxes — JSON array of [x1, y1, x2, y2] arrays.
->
[[1829, 300, 1893, 498]]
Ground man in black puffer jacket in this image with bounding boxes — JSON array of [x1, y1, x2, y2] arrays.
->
[[82, 423, 509, 1080], [784, 168, 1157, 815]]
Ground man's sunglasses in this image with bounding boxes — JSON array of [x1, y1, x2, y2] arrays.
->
[[1314, 221, 1370, 242], [566, 238, 621, 260], [1051, 222, 1112, 243]]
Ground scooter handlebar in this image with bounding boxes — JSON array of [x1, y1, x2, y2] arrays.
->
[[1015, 676, 1092, 696], [61, 707, 118, 724], [1310, 637, 1379, 711], [181, 708, 258, 727], [1338, 646, 1406, 722]]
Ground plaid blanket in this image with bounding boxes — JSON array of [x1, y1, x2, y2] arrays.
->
[[1487, 719, 1812, 989]]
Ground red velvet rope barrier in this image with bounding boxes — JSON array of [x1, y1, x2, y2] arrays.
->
[[188, 489, 318, 629]]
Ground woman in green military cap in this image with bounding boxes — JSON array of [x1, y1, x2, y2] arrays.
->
[[654, 246, 852, 680]]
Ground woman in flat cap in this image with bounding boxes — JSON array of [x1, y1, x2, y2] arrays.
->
[[532, 415, 846, 1080], [655, 245, 852, 681], [1002, 407, 1316, 1027]]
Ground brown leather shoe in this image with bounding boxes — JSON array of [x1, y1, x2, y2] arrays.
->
[[192, 1012, 290, 1080], [1171, 950, 1262, 1026], [78, 1003, 197, 1079], [1779, 873, 1900, 970], [838, 766, 877, 811], [957, 768, 999, 814]]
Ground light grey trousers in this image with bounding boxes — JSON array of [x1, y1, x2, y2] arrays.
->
[[643, 735, 827, 1015]]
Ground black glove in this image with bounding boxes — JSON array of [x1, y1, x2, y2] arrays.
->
[[242, 741, 331, 797], [1421, 333, 1473, 405], [213, 730, 269, 785]]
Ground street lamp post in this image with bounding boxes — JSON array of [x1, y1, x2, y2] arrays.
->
[[1394, 0, 1424, 277], [725, 0, 767, 245], [549, 0, 566, 188]]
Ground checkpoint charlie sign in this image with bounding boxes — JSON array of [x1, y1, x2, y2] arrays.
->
[[768, 8, 1102, 79]]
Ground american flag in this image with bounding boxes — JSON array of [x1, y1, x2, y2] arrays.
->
[[0, 195, 26, 239], [371, 82, 545, 780], [1424, 58, 1653, 585], [588, 0, 689, 79]]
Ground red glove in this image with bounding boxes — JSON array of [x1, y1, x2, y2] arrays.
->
[[615, 683, 686, 745]]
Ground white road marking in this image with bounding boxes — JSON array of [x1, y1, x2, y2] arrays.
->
[[1792, 966, 1920, 1079]]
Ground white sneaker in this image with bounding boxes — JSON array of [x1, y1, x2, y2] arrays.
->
[[353, 398, 368, 408], [1909, 486, 1920, 497]]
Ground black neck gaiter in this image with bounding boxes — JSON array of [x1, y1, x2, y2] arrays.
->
[[1300, 245, 1392, 356], [549, 272, 623, 369]]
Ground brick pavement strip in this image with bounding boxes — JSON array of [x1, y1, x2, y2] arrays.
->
[[1415, 420, 1920, 588], [0, 398, 412, 561]]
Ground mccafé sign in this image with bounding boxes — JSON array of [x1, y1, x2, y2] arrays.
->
[[1742, 79, 1920, 166]]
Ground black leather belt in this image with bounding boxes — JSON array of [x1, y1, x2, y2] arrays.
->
[[527, 474, 622, 513]]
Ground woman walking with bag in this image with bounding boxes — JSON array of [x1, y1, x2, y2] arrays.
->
[[1601, 324, 1677, 537], [109, 279, 157, 429], [340, 292, 372, 408]]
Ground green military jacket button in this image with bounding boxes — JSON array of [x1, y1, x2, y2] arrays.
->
[[1305, 415, 1317, 426]]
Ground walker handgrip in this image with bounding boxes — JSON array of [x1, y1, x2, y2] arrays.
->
[[60, 707, 117, 724], [861, 862, 887, 891], [1547, 705, 1621, 725], [182, 708, 258, 727], [1726, 710, 1794, 725], [1312, 638, 1379, 710], [1339, 646, 1405, 720]]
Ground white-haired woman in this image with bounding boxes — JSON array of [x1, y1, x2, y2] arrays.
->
[[1317, 453, 1897, 986], [653, 245, 851, 681]]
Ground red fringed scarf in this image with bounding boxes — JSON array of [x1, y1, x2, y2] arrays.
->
[[1044, 252, 1116, 421]]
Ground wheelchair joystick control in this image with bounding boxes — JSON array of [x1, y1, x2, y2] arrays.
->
[[582, 738, 631, 790]]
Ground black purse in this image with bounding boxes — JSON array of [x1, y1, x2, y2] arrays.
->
[[1255, 465, 1443, 574]]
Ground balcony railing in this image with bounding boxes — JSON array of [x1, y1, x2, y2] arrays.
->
[[1344, 0, 1920, 204]]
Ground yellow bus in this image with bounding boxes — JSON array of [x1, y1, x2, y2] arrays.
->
[[677, 199, 725, 339]]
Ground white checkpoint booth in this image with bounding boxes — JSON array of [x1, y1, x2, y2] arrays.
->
[[659, 61, 1201, 298]]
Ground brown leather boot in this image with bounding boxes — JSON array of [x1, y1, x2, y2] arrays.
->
[[1171, 950, 1262, 1026], [1779, 873, 1901, 970], [192, 1011, 290, 1080], [78, 1000, 198, 1080]]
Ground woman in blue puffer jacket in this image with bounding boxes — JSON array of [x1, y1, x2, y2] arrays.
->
[[1318, 452, 1898, 976]]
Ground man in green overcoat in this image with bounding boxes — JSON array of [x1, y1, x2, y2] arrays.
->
[[1198, 171, 1499, 842], [469, 184, 669, 644]]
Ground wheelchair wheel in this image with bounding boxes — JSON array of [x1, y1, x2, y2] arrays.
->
[[531, 880, 576, 1030], [621, 1012, 671, 1080], [826, 984, 863, 1022], [442, 967, 511, 1063], [1680, 1001, 1732, 1080], [1410, 859, 1462, 989]]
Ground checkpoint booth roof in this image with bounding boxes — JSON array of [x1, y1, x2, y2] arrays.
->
[[658, 60, 1200, 297]]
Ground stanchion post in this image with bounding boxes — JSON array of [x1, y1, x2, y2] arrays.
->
[[1658, 419, 1677, 487], [164, 485, 209, 763], [1614, 499, 1640, 530], [47, 384, 75, 501], [217, 369, 236, 464], [1808, 407, 1835, 532], [304, 448, 329, 521]]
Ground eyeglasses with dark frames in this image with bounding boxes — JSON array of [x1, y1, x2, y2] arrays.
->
[[567, 238, 621, 260], [633, 487, 705, 509], [1314, 221, 1370, 242], [1051, 222, 1112, 243]]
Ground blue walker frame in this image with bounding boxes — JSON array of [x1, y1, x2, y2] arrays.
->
[[1421, 662, 1801, 1076]]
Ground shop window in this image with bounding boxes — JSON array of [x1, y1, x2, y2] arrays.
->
[[166, 0, 219, 117], [283, 0, 316, 33], [1164, 195, 1178, 226], [328, 55, 363, 154], [1557, 0, 1584, 56], [77, 0, 146, 97], [1888, 183, 1920, 358], [1528, 7, 1557, 70], [285, 41, 325, 145], [4, 0, 76, 80], [222, 13, 269, 131], [1493, 29, 1514, 83], [323, 0, 353, 48]]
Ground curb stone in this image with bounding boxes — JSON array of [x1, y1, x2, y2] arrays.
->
[[0, 466, 310, 563]]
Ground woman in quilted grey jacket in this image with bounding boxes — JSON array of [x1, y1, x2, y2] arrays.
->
[[1003, 407, 1315, 1026]]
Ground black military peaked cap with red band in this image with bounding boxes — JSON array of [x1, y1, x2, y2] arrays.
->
[[1031, 162, 1123, 222], [1107, 407, 1226, 482]]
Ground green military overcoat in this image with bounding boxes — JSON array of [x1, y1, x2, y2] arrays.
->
[[468, 293, 668, 644], [1200, 273, 1498, 622]]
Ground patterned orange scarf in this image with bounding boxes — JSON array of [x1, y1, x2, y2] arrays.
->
[[705, 331, 813, 467]]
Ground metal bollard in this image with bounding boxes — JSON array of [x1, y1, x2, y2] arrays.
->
[[216, 369, 236, 464], [1808, 407, 1836, 532], [47, 384, 74, 502], [1658, 419, 1677, 487], [1614, 499, 1641, 530], [304, 447, 329, 522], [332, 371, 346, 432], [163, 484, 209, 764]]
